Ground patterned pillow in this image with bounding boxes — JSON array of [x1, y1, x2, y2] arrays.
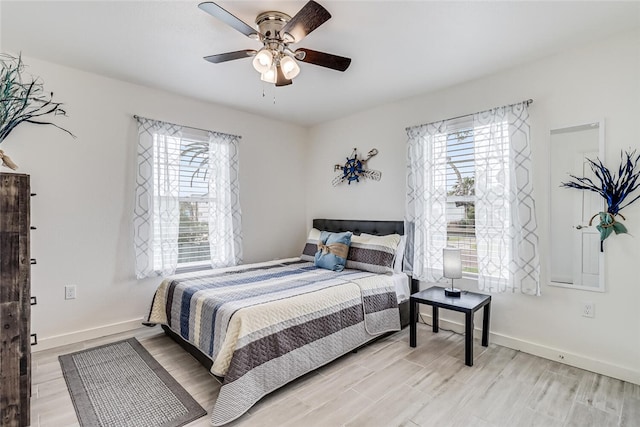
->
[[314, 231, 352, 271], [346, 233, 402, 274], [300, 228, 321, 262]]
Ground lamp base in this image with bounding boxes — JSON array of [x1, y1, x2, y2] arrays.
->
[[444, 287, 461, 298]]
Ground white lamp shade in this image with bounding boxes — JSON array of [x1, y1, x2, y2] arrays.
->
[[261, 65, 277, 83], [443, 247, 462, 279], [280, 55, 300, 80], [252, 49, 273, 74]]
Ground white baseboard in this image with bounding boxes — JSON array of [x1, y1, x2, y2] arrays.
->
[[33, 318, 145, 352], [418, 312, 640, 386]]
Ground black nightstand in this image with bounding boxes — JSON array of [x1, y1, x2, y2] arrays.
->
[[409, 286, 491, 366]]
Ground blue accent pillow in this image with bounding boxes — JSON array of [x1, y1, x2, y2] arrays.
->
[[314, 231, 352, 271]]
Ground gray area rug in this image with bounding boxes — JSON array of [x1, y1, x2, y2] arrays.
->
[[59, 338, 206, 427]]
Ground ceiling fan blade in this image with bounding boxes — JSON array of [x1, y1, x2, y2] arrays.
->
[[281, 1, 331, 43], [295, 48, 351, 72], [199, 2, 262, 39], [204, 50, 257, 64], [275, 65, 293, 87]]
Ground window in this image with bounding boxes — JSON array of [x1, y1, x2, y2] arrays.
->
[[134, 117, 242, 279], [174, 133, 212, 268], [444, 120, 477, 275]]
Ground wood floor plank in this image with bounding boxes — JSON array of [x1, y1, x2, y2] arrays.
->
[[352, 358, 423, 400], [295, 363, 373, 407], [230, 396, 312, 427], [498, 350, 552, 386], [282, 388, 372, 427], [408, 354, 468, 395], [506, 406, 564, 427], [463, 376, 533, 426], [345, 383, 428, 427], [576, 371, 626, 415], [620, 391, 640, 427], [527, 370, 582, 422], [565, 401, 620, 427]]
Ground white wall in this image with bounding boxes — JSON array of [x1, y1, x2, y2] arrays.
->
[[2, 56, 308, 349], [306, 30, 640, 384]]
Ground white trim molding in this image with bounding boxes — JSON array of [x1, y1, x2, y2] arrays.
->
[[32, 318, 145, 352]]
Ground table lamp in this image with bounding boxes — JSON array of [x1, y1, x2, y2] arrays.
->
[[443, 247, 462, 297]]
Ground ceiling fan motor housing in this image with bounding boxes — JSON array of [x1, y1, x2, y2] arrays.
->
[[255, 11, 291, 41]]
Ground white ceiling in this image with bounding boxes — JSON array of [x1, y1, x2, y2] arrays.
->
[[2, 1, 639, 126]]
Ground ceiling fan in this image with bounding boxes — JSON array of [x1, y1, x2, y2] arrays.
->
[[199, 1, 352, 87]]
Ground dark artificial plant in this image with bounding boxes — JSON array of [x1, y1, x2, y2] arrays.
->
[[561, 150, 640, 251], [0, 53, 74, 169]]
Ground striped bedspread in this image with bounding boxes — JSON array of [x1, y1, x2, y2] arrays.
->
[[145, 259, 401, 425]]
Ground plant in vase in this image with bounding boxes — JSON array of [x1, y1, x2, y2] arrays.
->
[[561, 149, 640, 251], [0, 53, 74, 170]]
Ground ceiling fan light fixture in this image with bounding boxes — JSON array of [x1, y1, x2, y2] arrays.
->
[[280, 55, 301, 80], [200, 1, 351, 87], [261, 65, 277, 84], [252, 48, 273, 73]]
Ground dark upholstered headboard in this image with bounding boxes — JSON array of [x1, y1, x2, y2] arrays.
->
[[312, 219, 404, 236]]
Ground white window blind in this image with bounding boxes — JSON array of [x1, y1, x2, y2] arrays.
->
[[177, 133, 213, 268], [152, 130, 213, 270], [444, 119, 477, 275]]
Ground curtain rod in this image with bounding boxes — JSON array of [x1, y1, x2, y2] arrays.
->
[[133, 115, 242, 139], [405, 98, 533, 131]]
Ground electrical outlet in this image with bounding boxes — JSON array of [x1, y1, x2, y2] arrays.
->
[[582, 301, 594, 318], [65, 285, 76, 300]]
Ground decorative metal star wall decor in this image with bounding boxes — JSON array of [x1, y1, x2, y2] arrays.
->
[[332, 148, 381, 186]]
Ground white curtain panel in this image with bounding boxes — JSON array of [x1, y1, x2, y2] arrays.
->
[[134, 118, 181, 279], [207, 132, 243, 268], [405, 101, 540, 294], [474, 102, 540, 295], [405, 121, 449, 282]]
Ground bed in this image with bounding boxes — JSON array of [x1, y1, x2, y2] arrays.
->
[[145, 219, 417, 426]]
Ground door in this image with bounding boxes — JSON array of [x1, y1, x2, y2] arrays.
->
[[572, 151, 600, 287]]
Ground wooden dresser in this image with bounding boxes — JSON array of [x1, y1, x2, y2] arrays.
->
[[0, 173, 31, 426]]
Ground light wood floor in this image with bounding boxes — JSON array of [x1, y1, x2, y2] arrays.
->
[[31, 323, 639, 427]]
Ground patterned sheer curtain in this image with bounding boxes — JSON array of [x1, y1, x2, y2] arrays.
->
[[207, 132, 243, 268], [134, 117, 243, 278], [405, 121, 449, 282], [134, 118, 181, 278], [474, 102, 540, 294], [405, 100, 540, 294]]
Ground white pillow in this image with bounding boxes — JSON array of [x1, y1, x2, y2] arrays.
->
[[393, 235, 407, 273]]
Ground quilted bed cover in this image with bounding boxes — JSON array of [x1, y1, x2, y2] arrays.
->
[[145, 259, 401, 425]]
